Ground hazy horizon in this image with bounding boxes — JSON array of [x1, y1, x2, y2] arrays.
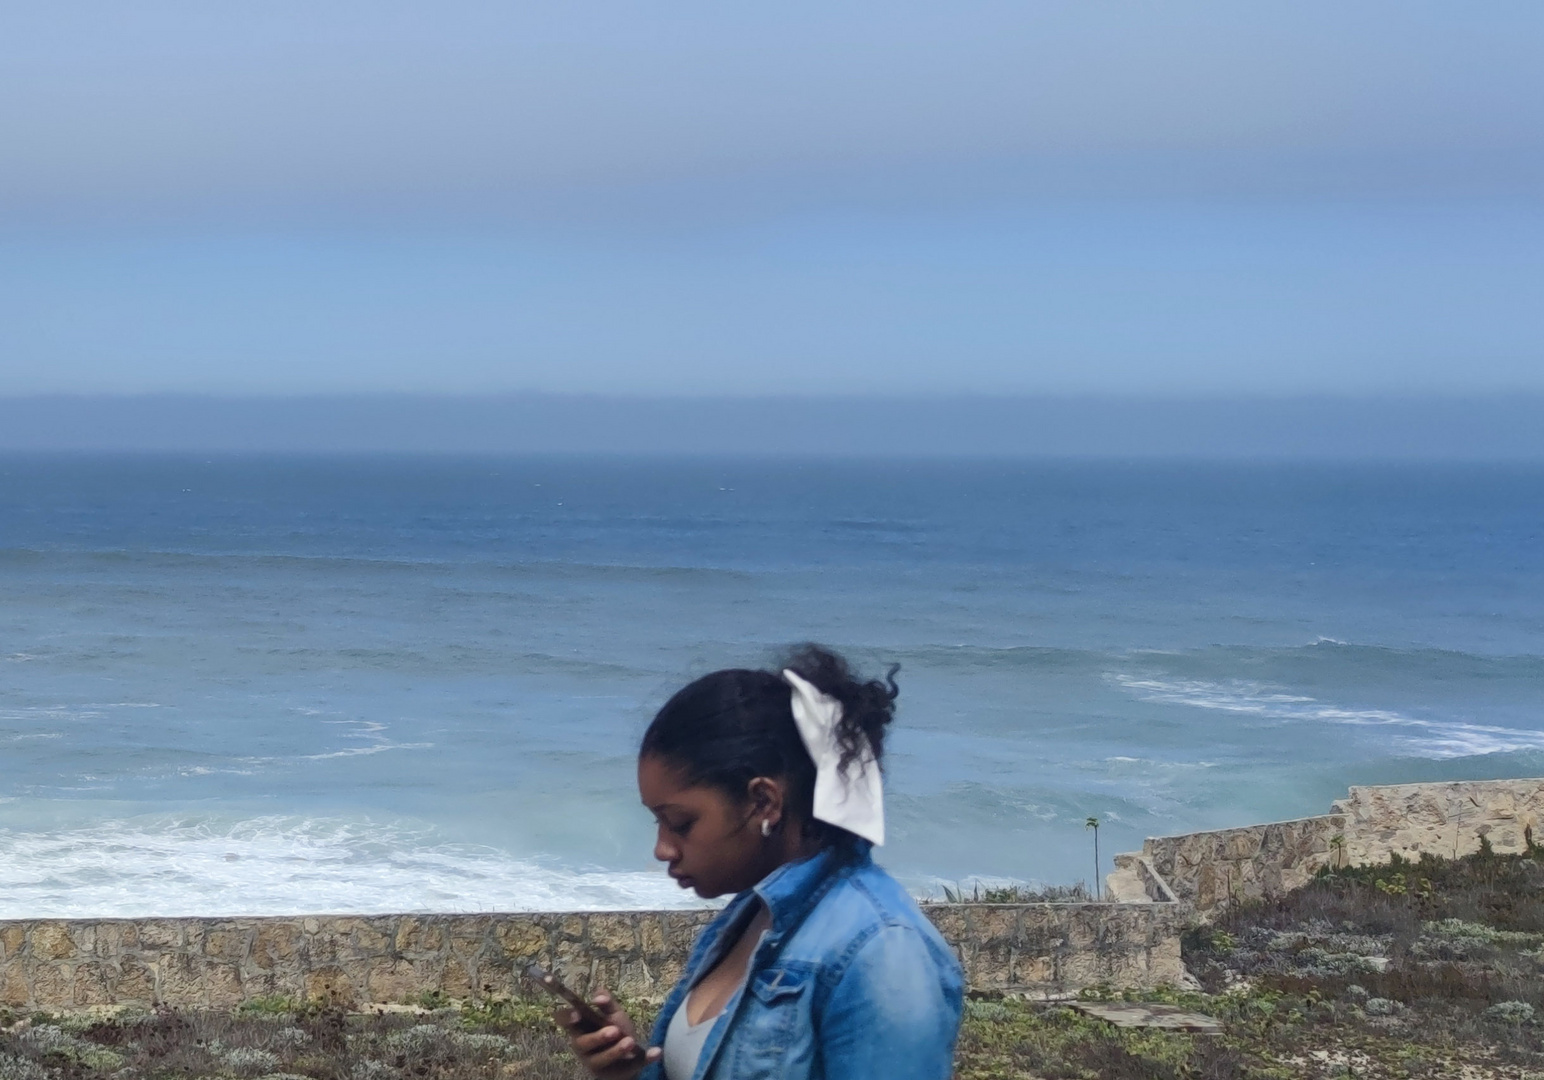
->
[[3, 392, 1541, 459]]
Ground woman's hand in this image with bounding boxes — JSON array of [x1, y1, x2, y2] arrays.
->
[[556, 989, 662, 1080]]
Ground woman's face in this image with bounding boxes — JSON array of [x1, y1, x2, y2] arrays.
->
[[638, 754, 773, 899]]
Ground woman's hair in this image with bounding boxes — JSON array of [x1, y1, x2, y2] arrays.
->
[[640, 644, 898, 855]]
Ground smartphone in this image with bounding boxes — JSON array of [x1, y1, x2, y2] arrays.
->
[[523, 964, 610, 1033]]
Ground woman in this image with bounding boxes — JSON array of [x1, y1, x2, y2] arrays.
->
[[558, 645, 963, 1080]]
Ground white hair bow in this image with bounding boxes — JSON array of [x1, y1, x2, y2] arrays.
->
[[783, 669, 885, 846]]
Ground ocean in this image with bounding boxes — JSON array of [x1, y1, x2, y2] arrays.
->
[[1, 455, 1541, 917]]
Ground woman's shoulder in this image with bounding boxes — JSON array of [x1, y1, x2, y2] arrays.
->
[[839, 858, 930, 927], [788, 858, 960, 980]]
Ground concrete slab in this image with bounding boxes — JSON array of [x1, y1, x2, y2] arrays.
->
[[1068, 1001, 1224, 1034]]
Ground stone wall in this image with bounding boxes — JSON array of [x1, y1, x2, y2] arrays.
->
[[1335, 779, 1544, 864], [11, 778, 1537, 1008], [1135, 814, 1345, 913], [0, 902, 1184, 1012], [928, 903, 1185, 999], [1110, 777, 1544, 918]]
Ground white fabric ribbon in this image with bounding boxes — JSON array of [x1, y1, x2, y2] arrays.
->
[[783, 669, 885, 846]]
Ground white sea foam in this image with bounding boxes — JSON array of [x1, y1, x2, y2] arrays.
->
[[300, 719, 432, 759], [0, 818, 710, 919], [1111, 674, 1544, 759]]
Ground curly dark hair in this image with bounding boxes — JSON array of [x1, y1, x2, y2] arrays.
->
[[639, 644, 899, 857]]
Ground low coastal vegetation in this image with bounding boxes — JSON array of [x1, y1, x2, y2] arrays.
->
[[5, 843, 1544, 1079], [931, 882, 1094, 904]]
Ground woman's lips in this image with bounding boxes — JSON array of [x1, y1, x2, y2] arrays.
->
[[670, 871, 695, 889]]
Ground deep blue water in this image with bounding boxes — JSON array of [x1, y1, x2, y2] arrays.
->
[[1, 455, 1541, 915]]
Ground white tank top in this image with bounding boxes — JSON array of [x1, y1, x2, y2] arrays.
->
[[661, 992, 718, 1080], [662, 930, 767, 1080]]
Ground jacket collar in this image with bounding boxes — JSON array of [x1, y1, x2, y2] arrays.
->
[[751, 841, 872, 935]]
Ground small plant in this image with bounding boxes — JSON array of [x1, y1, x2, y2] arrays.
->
[[1076, 982, 1116, 1002], [935, 881, 1091, 903], [414, 988, 454, 1011], [460, 992, 560, 1030], [222, 1046, 281, 1076], [237, 994, 298, 1016], [1485, 1000, 1535, 1024]]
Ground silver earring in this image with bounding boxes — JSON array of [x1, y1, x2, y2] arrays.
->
[[760, 819, 772, 838]]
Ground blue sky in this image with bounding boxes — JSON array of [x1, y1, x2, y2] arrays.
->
[[1, 2, 1541, 396]]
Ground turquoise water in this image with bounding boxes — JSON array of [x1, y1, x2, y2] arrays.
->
[[1, 456, 1541, 915]]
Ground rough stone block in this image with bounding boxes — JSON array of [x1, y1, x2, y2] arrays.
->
[[0, 925, 24, 959], [113, 960, 158, 1004], [395, 917, 446, 956], [923, 907, 968, 944], [366, 958, 427, 1003], [449, 918, 493, 958], [479, 960, 520, 999], [307, 930, 346, 964], [1224, 830, 1264, 861], [251, 922, 302, 970], [0, 958, 30, 1007], [157, 954, 207, 1007], [1059, 948, 1109, 988], [968, 907, 1021, 945], [588, 957, 627, 994], [321, 917, 390, 957], [72, 962, 113, 1007], [964, 950, 1011, 990], [31, 922, 77, 961], [204, 927, 250, 963], [137, 920, 185, 950], [349, 922, 394, 956], [33, 963, 72, 1007], [304, 966, 357, 1005], [653, 958, 686, 989], [92, 923, 127, 957], [492, 919, 547, 959], [1012, 953, 1055, 985], [587, 915, 639, 955], [637, 915, 665, 957], [439, 959, 475, 999]]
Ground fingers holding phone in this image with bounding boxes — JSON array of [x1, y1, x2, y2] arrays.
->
[[523, 969, 655, 1080], [554, 990, 661, 1080]]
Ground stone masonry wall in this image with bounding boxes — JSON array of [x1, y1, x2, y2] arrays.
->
[[1115, 777, 1544, 918], [0, 903, 1184, 1012], [1335, 780, 1544, 865], [1137, 815, 1346, 914]]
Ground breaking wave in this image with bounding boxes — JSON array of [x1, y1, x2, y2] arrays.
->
[[1110, 674, 1544, 759], [0, 817, 708, 919]]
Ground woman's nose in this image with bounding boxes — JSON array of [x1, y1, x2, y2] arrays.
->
[[654, 828, 679, 863]]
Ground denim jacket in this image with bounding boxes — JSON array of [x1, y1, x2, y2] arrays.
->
[[639, 845, 964, 1080]]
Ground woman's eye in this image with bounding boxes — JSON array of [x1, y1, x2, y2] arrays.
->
[[668, 819, 693, 837]]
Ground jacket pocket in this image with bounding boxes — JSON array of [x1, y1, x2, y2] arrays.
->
[[751, 965, 811, 1006], [728, 963, 817, 1076]]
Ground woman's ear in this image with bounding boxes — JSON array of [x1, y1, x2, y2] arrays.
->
[[745, 776, 786, 826]]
